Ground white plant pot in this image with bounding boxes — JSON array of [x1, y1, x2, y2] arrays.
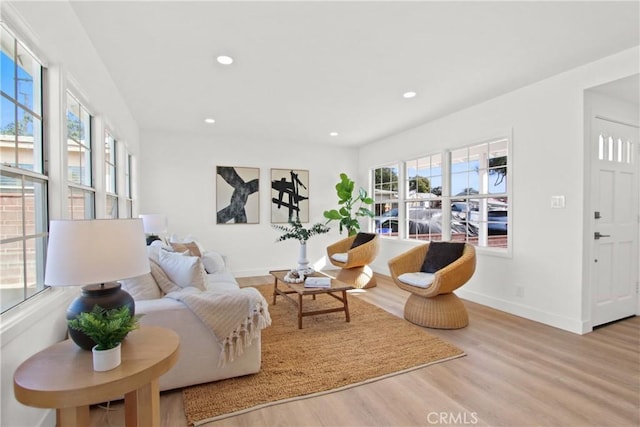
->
[[92, 343, 121, 372]]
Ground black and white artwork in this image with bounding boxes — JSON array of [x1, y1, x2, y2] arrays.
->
[[271, 168, 309, 223], [216, 166, 259, 224]]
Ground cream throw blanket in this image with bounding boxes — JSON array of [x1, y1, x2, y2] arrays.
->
[[166, 287, 271, 366]]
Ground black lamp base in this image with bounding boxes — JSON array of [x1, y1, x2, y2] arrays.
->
[[146, 234, 161, 245], [66, 282, 135, 350]]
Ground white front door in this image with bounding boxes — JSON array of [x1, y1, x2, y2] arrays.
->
[[591, 117, 639, 327]]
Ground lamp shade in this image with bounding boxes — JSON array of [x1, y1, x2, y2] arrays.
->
[[45, 219, 150, 287], [138, 214, 167, 235]]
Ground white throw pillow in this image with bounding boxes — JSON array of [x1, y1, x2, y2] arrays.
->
[[398, 272, 435, 289], [158, 250, 207, 291], [119, 272, 162, 301], [202, 250, 226, 274], [331, 252, 349, 263], [147, 240, 174, 264]]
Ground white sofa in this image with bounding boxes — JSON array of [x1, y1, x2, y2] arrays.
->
[[120, 241, 267, 392]]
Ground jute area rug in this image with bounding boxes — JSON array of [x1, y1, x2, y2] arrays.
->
[[183, 284, 465, 425]]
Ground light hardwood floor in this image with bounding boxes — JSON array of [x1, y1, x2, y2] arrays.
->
[[90, 274, 639, 427]]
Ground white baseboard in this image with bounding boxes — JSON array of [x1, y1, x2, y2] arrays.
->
[[456, 288, 586, 335]]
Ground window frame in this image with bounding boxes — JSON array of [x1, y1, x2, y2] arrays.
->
[[372, 163, 401, 237], [104, 129, 118, 218], [66, 91, 95, 220], [0, 24, 49, 313], [370, 136, 511, 254]]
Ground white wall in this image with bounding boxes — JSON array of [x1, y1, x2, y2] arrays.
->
[[357, 47, 639, 334], [138, 131, 359, 276]]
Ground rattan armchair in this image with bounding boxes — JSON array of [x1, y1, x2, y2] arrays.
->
[[388, 243, 476, 329], [327, 233, 380, 288]]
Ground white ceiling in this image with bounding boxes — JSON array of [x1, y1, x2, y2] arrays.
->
[[69, 1, 639, 147]]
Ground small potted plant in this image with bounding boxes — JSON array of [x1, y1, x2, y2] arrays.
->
[[68, 305, 141, 371]]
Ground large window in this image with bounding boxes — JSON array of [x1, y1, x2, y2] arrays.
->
[[105, 130, 118, 218], [371, 137, 510, 250], [372, 165, 399, 236], [0, 25, 48, 313], [450, 139, 508, 248], [66, 92, 94, 219], [405, 153, 443, 241]]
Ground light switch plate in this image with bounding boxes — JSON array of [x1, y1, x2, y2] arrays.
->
[[551, 195, 565, 209]]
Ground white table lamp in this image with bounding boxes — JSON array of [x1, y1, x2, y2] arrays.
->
[[138, 214, 167, 245], [45, 219, 150, 350]]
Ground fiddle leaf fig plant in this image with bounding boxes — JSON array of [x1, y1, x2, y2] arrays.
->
[[323, 173, 374, 236]]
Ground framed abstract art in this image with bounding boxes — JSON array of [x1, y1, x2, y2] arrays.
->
[[216, 166, 259, 224], [270, 168, 309, 223]]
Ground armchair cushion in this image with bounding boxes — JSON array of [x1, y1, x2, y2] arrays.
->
[[398, 272, 435, 289], [421, 242, 465, 273], [331, 252, 349, 263], [350, 232, 376, 249]]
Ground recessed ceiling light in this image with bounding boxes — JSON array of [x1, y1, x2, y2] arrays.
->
[[329, 132, 339, 137], [216, 55, 234, 65], [204, 118, 216, 124], [403, 91, 417, 99]]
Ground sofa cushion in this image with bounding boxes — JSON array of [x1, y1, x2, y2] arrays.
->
[[170, 241, 202, 258], [202, 250, 226, 274], [119, 272, 162, 301], [421, 242, 465, 273], [158, 250, 207, 291], [149, 260, 181, 294], [398, 272, 435, 288], [147, 240, 174, 264]]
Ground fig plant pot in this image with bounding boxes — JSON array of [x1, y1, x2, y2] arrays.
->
[[92, 343, 121, 372]]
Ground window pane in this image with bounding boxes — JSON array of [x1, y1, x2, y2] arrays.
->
[[0, 173, 22, 240], [373, 165, 399, 236], [1, 28, 16, 99], [451, 172, 468, 196], [105, 132, 116, 194], [17, 108, 43, 173], [1, 96, 17, 167], [67, 142, 81, 183], [66, 94, 81, 142], [488, 142, 508, 194], [25, 236, 46, 298], [406, 204, 442, 241], [106, 195, 118, 219], [23, 178, 47, 236], [16, 42, 41, 115], [0, 240, 25, 312], [68, 187, 94, 220]]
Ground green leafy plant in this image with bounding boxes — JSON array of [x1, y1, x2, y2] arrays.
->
[[68, 305, 141, 351], [323, 173, 374, 236], [273, 217, 330, 243]]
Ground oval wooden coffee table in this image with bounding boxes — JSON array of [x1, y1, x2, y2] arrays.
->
[[13, 326, 179, 427]]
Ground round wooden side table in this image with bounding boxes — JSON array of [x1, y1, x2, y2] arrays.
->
[[13, 326, 179, 427]]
